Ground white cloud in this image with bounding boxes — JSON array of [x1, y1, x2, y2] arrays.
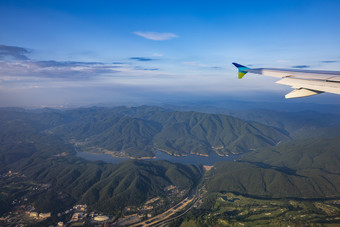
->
[[0, 61, 121, 80], [134, 31, 178, 41]]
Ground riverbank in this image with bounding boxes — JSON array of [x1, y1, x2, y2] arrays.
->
[[76, 149, 247, 166]]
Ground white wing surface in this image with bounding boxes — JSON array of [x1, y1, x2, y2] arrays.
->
[[233, 63, 340, 98]]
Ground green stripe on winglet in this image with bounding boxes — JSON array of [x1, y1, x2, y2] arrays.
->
[[238, 71, 247, 79], [232, 63, 250, 79]]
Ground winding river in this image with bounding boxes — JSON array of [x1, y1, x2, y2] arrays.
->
[[76, 149, 246, 166]]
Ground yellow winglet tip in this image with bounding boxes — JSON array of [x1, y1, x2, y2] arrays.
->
[[233, 63, 250, 79], [238, 72, 246, 79]]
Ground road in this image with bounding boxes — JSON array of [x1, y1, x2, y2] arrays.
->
[[132, 186, 203, 227], [132, 196, 194, 227]]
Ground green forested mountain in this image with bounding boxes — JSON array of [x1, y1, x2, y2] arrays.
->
[[51, 115, 162, 157], [241, 137, 340, 172], [207, 136, 340, 199], [14, 155, 200, 214], [1, 106, 339, 218], [165, 106, 340, 138], [213, 109, 340, 138], [0, 116, 200, 214], [46, 106, 289, 157]]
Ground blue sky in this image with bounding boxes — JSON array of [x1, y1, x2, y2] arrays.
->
[[0, 0, 340, 107]]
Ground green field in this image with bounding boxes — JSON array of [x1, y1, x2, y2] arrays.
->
[[179, 192, 340, 226]]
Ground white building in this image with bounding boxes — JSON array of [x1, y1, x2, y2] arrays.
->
[[29, 212, 38, 218], [39, 212, 51, 219], [94, 215, 109, 222]]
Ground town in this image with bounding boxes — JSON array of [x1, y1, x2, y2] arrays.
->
[[0, 170, 190, 226]]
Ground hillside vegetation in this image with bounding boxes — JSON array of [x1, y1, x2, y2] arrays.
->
[[0, 115, 200, 215], [1, 106, 340, 219], [46, 106, 289, 157], [175, 135, 340, 226], [207, 137, 340, 199]]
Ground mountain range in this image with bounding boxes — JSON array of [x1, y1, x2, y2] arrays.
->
[[45, 106, 289, 157], [1, 105, 340, 219]]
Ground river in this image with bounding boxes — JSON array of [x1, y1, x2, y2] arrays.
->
[[76, 149, 247, 166]]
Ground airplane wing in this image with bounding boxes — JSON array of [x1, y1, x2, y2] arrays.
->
[[232, 63, 340, 98]]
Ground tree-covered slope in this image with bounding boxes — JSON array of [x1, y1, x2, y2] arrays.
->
[[51, 115, 162, 157], [223, 109, 340, 138], [153, 111, 288, 155], [12, 155, 200, 214], [0, 117, 200, 214], [207, 137, 340, 199], [1, 106, 340, 216], [46, 106, 289, 157], [241, 137, 340, 172]]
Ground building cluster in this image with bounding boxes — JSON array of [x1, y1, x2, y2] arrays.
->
[[31, 183, 50, 191], [1, 170, 25, 178], [1, 183, 189, 226], [168, 187, 187, 198], [0, 201, 113, 226], [29, 211, 51, 219], [67, 204, 112, 225]]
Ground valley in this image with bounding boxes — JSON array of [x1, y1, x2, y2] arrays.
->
[[0, 106, 340, 226]]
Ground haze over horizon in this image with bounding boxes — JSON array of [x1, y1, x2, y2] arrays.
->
[[1, 2, 340, 224], [1, 0, 340, 107]]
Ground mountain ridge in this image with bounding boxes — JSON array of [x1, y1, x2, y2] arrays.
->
[[46, 106, 289, 157]]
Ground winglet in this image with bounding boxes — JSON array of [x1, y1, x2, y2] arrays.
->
[[232, 62, 250, 79]]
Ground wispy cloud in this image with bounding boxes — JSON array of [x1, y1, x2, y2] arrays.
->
[[182, 61, 222, 69], [35, 60, 104, 67], [129, 57, 155, 62], [134, 31, 178, 41], [112, 62, 126, 65], [320, 60, 338, 63], [0, 45, 170, 84], [291, 65, 310, 69], [182, 61, 206, 67], [134, 66, 159, 71], [0, 60, 120, 80], [0, 44, 31, 60]]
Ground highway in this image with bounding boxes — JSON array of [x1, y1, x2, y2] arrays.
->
[[132, 185, 203, 227]]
